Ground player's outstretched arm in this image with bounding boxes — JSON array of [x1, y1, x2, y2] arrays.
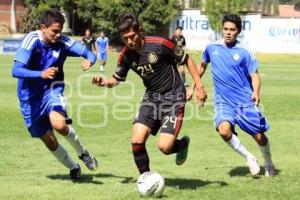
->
[[92, 76, 120, 88], [12, 61, 58, 80], [186, 61, 207, 101], [186, 57, 207, 106]]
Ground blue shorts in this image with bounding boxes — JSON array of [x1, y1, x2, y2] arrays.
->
[[214, 103, 270, 135], [98, 51, 107, 62], [20, 91, 67, 138]]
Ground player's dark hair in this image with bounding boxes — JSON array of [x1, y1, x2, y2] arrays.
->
[[176, 26, 183, 30], [222, 14, 242, 33], [117, 13, 140, 32], [40, 8, 65, 27]]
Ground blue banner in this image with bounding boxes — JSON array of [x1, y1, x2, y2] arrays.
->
[[3, 39, 22, 52]]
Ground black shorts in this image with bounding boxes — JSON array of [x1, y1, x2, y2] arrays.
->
[[134, 98, 185, 136]]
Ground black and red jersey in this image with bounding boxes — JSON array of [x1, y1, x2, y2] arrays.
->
[[170, 35, 186, 48], [113, 36, 187, 96]]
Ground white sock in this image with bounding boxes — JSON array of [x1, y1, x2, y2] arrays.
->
[[259, 141, 273, 165], [65, 126, 85, 156], [51, 144, 78, 169], [227, 134, 250, 159]]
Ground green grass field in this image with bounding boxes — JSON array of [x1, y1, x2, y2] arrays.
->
[[0, 52, 300, 200]]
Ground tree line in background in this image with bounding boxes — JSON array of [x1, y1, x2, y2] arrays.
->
[[21, 0, 181, 42], [20, 0, 300, 42]]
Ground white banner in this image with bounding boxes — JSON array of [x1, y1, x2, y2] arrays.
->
[[170, 10, 300, 53]]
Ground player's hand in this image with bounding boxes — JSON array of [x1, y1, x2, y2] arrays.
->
[[195, 86, 207, 107], [186, 87, 194, 101], [81, 59, 92, 71], [41, 67, 58, 79], [252, 92, 260, 106], [92, 76, 103, 86]]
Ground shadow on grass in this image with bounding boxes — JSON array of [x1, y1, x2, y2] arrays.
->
[[229, 166, 281, 177], [47, 173, 134, 184], [165, 177, 228, 190]]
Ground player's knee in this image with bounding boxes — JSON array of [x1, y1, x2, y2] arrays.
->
[[53, 123, 68, 135], [218, 123, 232, 140], [253, 133, 268, 146], [157, 142, 172, 155]]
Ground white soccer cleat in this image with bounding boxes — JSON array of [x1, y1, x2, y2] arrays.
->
[[246, 154, 260, 176], [100, 66, 104, 72], [264, 162, 276, 177]]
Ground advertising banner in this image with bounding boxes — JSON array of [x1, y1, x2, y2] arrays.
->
[[170, 10, 300, 53]]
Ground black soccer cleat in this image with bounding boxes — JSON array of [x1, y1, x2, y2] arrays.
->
[[70, 164, 81, 180], [65, 117, 73, 125], [79, 151, 98, 171]]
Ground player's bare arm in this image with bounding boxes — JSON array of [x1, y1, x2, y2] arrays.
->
[[92, 76, 120, 88], [251, 71, 261, 105], [186, 57, 207, 106], [41, 66, 59, 79], [186, 61, 207, 101]]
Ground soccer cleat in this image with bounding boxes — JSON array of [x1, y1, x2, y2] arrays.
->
[[65, 117, 73, 125], [79, 151, 98, 170], [246, 154, 260, 176], [175, 136, 190, 165], [70, 164, 81, 180], [100, 66, 104, 72], [264, 162, 276, 177]]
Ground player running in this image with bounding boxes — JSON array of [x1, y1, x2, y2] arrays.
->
[[188, 14, 276, 177], [96, 31, 109, 72], [12, 9, 98, 180], [92, 13, 207, 174]]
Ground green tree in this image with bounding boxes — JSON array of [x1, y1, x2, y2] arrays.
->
[[205, 0, 247, 39], [75, 0, 180, 41], [21, 0, 181, 41], [21, 0, 76, 32]]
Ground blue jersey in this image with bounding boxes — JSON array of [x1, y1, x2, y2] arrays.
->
[[202, 40, 258, 107], [96, 37, 109, 52], [13, 30, 95, 101]]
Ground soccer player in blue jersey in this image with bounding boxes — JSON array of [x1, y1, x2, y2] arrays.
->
[[12, 9, 98, 180], [92, 13, 207, 175], [188, 14, 276, 177], [96, 31, 109, 72]]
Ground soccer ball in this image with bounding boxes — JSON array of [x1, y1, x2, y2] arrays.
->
[[137, 171, 165, 197]]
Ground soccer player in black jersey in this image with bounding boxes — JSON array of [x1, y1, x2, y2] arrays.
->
[[170, 26, 187, 86], [82, 29, 96, 52], [92, 13, 207, 174]]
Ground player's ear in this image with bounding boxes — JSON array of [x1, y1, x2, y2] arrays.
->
[[40, 24, 47, 31]]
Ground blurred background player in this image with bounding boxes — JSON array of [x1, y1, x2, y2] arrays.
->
[[12, 9, 98, 180], [170, 26, 187, 86], [92, 13, 207, 175], [81, 28, 96, 53], [96, 31, 109, 72], [188, 14, 276, 177]]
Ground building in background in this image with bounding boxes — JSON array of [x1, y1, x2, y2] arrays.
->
[[0, 0, 25, 34], [179, 0, 300, 17]]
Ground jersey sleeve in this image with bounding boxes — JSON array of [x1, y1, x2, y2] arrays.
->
[[62, 35, 96, 64], [113, 48, 130, 81], [245, 51, 259, 74], [202, 46, 210, 64], [61, 35, 84, 57], [162, 39, 188, 65], [15, 33, 38, 65]]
